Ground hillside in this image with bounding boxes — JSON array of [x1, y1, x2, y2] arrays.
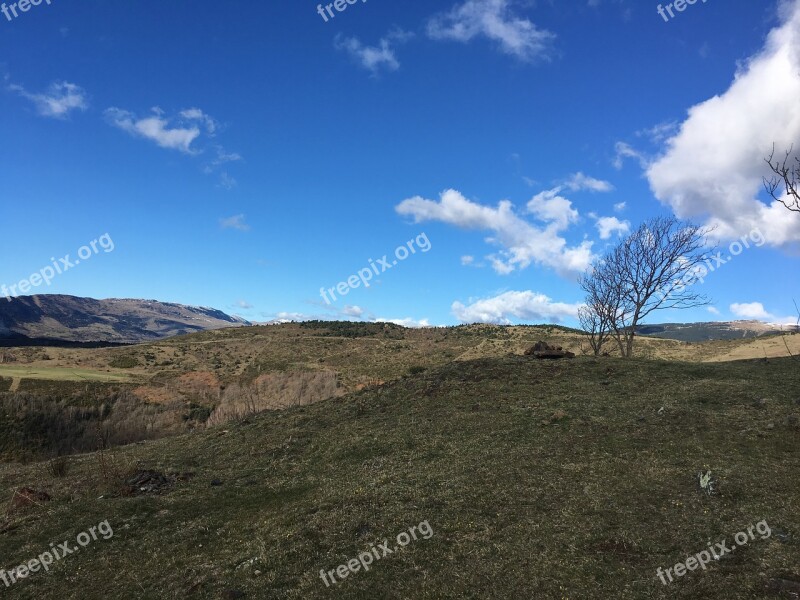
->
[[638, 320, 800, 342], [0, 295, 250, 345], [0, 355, 797, 599]]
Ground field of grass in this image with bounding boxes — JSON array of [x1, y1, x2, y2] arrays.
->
[[0, 365, 135, 383], [0, 354, 797, 599]]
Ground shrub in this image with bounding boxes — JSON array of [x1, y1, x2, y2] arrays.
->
[[109, 356, 139, 369]]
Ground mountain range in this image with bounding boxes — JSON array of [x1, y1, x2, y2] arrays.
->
[[0, 295, 250, 345]]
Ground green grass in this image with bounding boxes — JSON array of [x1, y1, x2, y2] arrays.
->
[[0, 365, 133, 383], [0, 355, 797, 599]]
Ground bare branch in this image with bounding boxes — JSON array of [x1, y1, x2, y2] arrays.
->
[[764, 145, 800, 213]]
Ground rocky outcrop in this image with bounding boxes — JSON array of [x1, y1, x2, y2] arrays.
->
[[524, 341, 575, 359]]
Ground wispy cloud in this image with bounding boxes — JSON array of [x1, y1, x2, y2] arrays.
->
[[427, 0, 556, 62], [8, 81, 88, 119], [220, 214, 250, 231], [335, 29, 413, 74], [105, 107, 204, 154], [563, 172, 614, 193], [612, 141, 648, 170]]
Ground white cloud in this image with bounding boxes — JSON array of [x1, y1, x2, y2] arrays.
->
[[180, 107, 217, 134], [395, 189, 594, 276], [526, 189, 579, 231], [427, 0, 556, 62], [730, 302, 772, 320], [564, 172, 614, 193], [613, 202, 626, 212], [461, 255, 475, 266], [452, 290, 583, 324], [9, 81, 88, 118], [595, 216, 630, 240], [335, 30, 412, 74], [237, 300, 253, 309], [647, 0, 800, 247], [707, 306, 721, 316], [636, 121, 679, 143], [220, 214, 250, 231], [613, 141, 648, 170], [105, 107, 203, 154], [218, 172, 237, 190], [342, 305, 364, 317], [375, 317, 431, 328]]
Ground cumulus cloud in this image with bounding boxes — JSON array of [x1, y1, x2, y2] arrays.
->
[[595, 216, 630, 240], [707, 306, 721, 316], [730, 302, 773, 320], [427, 0, 556, 62], [342, 305, 365, 318], [8, 81, 88, 118], [647, 0, 800, 247], [452, 290, 583, 324], [375, 317, 431, 328], [526, 189, 579, 231], [335, 29, 412, 74], [395, 188, 594, 276]]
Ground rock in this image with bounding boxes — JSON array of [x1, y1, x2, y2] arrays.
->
[[524, 341, 575, 360], [210, 478, 223, 487], [753, 398, 767, 408], [766, 423, 775, 430], [10, 487, 51, 511], [788, 415, 798, 426], [765, 577, 800, 595], [222, 590, 245, 600], [120, 470, 174, 496]]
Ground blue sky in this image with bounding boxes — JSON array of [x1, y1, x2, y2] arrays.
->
[[1, 0, 799, 327]]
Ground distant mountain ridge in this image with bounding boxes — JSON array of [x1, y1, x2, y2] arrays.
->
[[637, 320, 799, 342], [0, 295, 250, 345]]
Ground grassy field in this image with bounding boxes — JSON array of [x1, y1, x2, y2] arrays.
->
[[0, 365, 135, 383], [0, 353, 797, 599]]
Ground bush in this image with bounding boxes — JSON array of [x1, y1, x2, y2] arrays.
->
[[109, 356, 139, 369]]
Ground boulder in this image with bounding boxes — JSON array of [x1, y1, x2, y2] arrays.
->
[[524, 341, 575, 359]]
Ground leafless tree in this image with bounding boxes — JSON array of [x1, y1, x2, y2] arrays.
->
[[764, 145, 800, 212], [577, 278, 617, 356], [580, 216, 713, 358]]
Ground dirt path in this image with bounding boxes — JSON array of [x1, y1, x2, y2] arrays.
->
[[9, 377, 20, 392]]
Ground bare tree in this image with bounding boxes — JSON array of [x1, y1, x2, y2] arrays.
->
[[580, 216, 713, 358], [577, 276, 617, 356], [764, 145, 800, 212]]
